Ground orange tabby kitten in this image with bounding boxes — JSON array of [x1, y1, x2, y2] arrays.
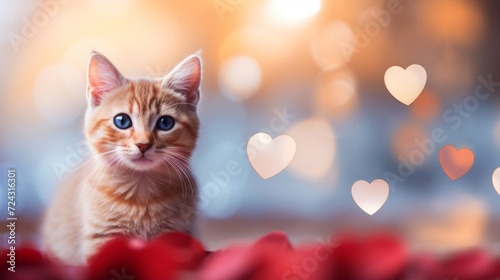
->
[[42, 51, 201, 264]]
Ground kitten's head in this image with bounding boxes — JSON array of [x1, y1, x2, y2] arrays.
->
[[84, 51, 201, 172]]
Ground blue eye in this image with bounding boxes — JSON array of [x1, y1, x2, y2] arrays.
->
[[113, 113, 132, 129], [156, 115, 175, 131]]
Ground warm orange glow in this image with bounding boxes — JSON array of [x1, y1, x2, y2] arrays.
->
[[0, 1, 494, 249], [266, 0, 321, 26], [410, 90, 441, 122], [218, 26, 292, 72], [311, 20, 354, 70], [419, 0, 485, 47], [219, 55, 262, 101], [285, 118, 336, 180], [410, 196, 486, 252], [315, 69, 358, 118], [89, 0, 136, 18], [392, 123, 428, 160], [33, 64, 86, 125], [433, 48, 474, 96]]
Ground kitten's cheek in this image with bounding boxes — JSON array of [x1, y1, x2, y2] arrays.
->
[[104, 151, 121, 166]]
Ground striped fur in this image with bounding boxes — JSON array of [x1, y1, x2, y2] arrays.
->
[[42, 52, 201, 264]]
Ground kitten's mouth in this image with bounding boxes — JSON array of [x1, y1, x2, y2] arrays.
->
[[128, 155, 156, 171], [127, 155, 156, 171], [132, 155, 153, 163]]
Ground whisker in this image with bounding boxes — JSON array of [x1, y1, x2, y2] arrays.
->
[[162, 154, 196, 206]]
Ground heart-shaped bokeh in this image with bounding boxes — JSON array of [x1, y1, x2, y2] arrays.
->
[[247, 133, 296, 179], [438, 145, 474, 181], [351, 179, 390, 215], [384, 64, 427, 105], [491, 167, 500, 196]]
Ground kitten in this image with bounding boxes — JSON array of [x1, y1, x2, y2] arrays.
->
[[42, 51, 201, 265]]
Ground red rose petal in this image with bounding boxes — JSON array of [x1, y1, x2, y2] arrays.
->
[[87, 236, 177, 280], [405, 253, 441, 279], [252, 231, 294, 252], [0, 247, 73, 280], [1, 247, 46, 267], [151, 232, 207, 270], [200, 232, 334, 280], [491, 258, 500, 278], [198, 246, 257, 280], [439, 249, 494, 280], [199, 232, 297, 280], [263, 245, 334, 280], [334, 232, 408, 280]]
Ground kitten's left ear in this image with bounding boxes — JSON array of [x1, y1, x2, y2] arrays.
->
[[87, 51, 126, 107], [162, 54, 202, 105]]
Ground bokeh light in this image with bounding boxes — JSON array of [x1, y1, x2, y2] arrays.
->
[[410, 90, 441, 122], [218, 26, 293, 70], [315, 69, 358, 118], [1, 0, 499, 256], [311, 20, 354, 70], [410, 196, 487, 252], [433, 48, 475, 96], [392, 123, 428, 161], [218, 55, 262, 101], [63, 38, 118, 72], [285, 118, 336, 180], [266, 0, 321, 26], [33, 64, 86, 126], [89, 0, 136, 18], [418, 0, 485, 47], [194, 142, 248, 219]]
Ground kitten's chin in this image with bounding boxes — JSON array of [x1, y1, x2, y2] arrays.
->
[[127, 156, 159, 171]]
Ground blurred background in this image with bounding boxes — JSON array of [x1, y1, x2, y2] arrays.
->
[[1, 0, 500, 254]]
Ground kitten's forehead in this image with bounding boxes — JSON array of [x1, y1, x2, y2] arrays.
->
[[127, 79, 186, 115]]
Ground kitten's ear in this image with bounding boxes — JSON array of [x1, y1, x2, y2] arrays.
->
[[162, 54, 202, 105], [86, 51, 126, 107]]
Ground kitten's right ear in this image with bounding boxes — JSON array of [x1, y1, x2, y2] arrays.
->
[[86, 51, 126, 107], [162, 53, 202, 105]]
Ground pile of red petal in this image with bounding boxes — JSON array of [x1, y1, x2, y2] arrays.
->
[[1, 231, 500, 280]]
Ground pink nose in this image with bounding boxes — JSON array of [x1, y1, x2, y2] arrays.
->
[[136, 143, 151, 154]]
